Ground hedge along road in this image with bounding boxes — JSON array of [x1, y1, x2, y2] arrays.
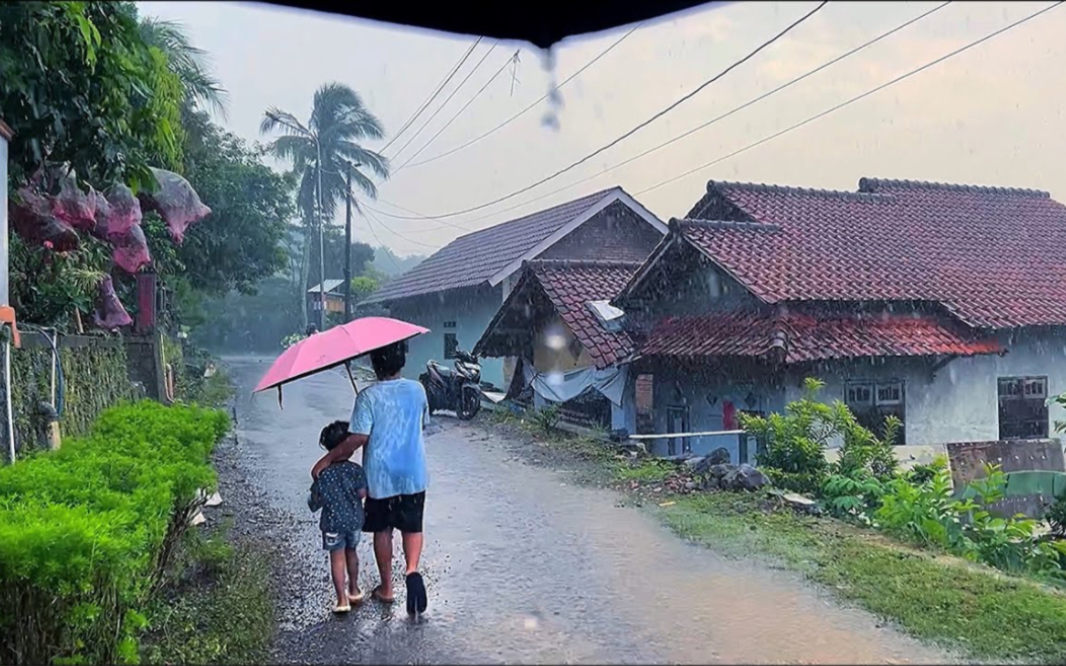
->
[[225, 356, 954, 665]]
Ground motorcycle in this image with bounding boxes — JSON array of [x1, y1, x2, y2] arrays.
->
[[420, 350, 482, 420]]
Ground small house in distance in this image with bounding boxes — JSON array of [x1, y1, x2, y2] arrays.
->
[[613, 178, 1066, 461], [307, 279, 346, 316], [361, 187, 667, 389]]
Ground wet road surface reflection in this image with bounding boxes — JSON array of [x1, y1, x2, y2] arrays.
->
[[227, 356, 952, 664]]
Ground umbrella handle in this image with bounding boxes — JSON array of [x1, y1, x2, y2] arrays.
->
[[345, 362, 360, 394]]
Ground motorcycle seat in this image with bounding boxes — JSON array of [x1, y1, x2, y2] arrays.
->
[[429, 361, 452, 379]]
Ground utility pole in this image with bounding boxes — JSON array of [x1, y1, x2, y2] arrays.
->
[[343, 162, 353, 322], [315, 141, 325, 332]]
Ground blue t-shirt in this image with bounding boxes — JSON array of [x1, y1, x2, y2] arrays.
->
[[350, 378, 430, 499]]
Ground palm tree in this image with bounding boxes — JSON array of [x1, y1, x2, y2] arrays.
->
[[260, 83, 390, 328], [138, 17, 228, 118]]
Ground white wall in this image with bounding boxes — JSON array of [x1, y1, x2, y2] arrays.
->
[[640, 328, 1066, 460], [786, 328, 1066, 447], [388, 284, 507, 388], [648, 367, 785, 461], [0, 133, 8, 305]]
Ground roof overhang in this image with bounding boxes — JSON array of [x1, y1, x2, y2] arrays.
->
[[486, 189, 668, 288], [0, 120, 12, 142], [613, 220, 765, 307]]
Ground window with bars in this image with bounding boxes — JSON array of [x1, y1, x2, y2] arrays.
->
[[998, 376, 1048, 440], [845, 379, 905, 445]]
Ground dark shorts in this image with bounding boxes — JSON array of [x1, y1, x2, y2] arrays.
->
[[362, 491, 425, 534]]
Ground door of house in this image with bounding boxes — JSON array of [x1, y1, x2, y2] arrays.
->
[[666, 406, 690, 456]]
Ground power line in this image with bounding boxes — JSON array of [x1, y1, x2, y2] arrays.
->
[[380, 37, 483, 155], [402, 21, 643, 169], [396, 50, 521, 172], [362, 206, 442, 250], [637, 0, 1064, 196], [389, 41, 500, 161], [376, 1, 828, 220], [401, 0, 951, 228], [365, 199, 472, 231]]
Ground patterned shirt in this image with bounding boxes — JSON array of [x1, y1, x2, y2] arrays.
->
[[350, 378, 430, 499], [308, 461, 367, 533]]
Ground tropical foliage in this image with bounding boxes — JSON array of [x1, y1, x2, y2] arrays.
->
[[0, 1, 184, 189], [260, 82, 390, 327]]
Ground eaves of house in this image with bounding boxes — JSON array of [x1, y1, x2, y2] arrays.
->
[[361, 187, 667, 307], [616, 177, 1066, 364], [475, 259, 641, 370]]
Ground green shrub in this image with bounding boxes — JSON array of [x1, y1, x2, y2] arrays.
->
[[742, 378, 832, 493], [0, 401, 229, 665], [822, 471, 885, 522], [743, 378, 900, 495], [1048, 493, 1066, 538], [876, 462, 1066, 577], [531, 403, 562, 435]]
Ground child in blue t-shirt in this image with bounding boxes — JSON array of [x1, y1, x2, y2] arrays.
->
[[308, 420, 367, 613]]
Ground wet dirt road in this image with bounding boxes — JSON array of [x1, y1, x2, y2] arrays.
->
[[225, 356, 952, 664]]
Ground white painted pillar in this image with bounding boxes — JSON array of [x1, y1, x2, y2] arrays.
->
[[0, 120, 11, 306]]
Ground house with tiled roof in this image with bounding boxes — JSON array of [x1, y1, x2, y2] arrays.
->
[[473, 259, 641, 430], [362, 187, 667, 389], [612, 177, 1066, 460]]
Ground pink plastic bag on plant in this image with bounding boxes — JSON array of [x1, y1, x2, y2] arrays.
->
[[51, 174, 97, 232], [101, 183, 143, 238], [93, 275, 133, 329], [10, 186, 80, 252], [88, 189, 112, 240], [137, 168, 211, 244], [110, 224, 152, 274]]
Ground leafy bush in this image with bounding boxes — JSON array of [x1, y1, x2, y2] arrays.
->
[[876, 462, 1066, 576], [531, 403, 562, 435], [822, 471, 885, 522], [1048, 493, 1066, 538], [741, 378, 832, 493], [0, 401, 229, 665], [742, 378, 901, 495]]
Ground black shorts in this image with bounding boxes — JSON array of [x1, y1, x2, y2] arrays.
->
[[363, 491, 425, 534]]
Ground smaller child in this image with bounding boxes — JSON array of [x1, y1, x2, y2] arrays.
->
[[308, 420, 368, 613]]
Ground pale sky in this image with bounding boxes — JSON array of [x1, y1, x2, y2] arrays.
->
[[139, 1, 1066, 258]]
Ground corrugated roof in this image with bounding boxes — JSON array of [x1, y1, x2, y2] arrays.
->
[[307, 279, 345, 294], [363, 188, 619, 304], [673, 178, 1066, 329]]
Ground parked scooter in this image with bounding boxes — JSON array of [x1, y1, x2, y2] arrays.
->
[[419, 350, 482, 420]]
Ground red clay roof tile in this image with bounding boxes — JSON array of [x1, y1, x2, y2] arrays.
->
[[639, 309, 1003, 363], [677, 178, 1066, 329]]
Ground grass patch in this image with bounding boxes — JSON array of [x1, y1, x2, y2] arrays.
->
[[659, 492, 1066, 663], [141, 521, 273, 665], [489, 414, 1066, 663]]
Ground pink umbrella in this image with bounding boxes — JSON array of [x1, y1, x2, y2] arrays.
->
[[254, 317, 429, 399]]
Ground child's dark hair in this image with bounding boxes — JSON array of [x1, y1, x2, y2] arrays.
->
[[319, 420, 351, 451], [370, 340, 407, 380]]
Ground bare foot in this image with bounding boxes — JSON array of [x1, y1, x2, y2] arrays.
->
[[349, 587, 365, 604]]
